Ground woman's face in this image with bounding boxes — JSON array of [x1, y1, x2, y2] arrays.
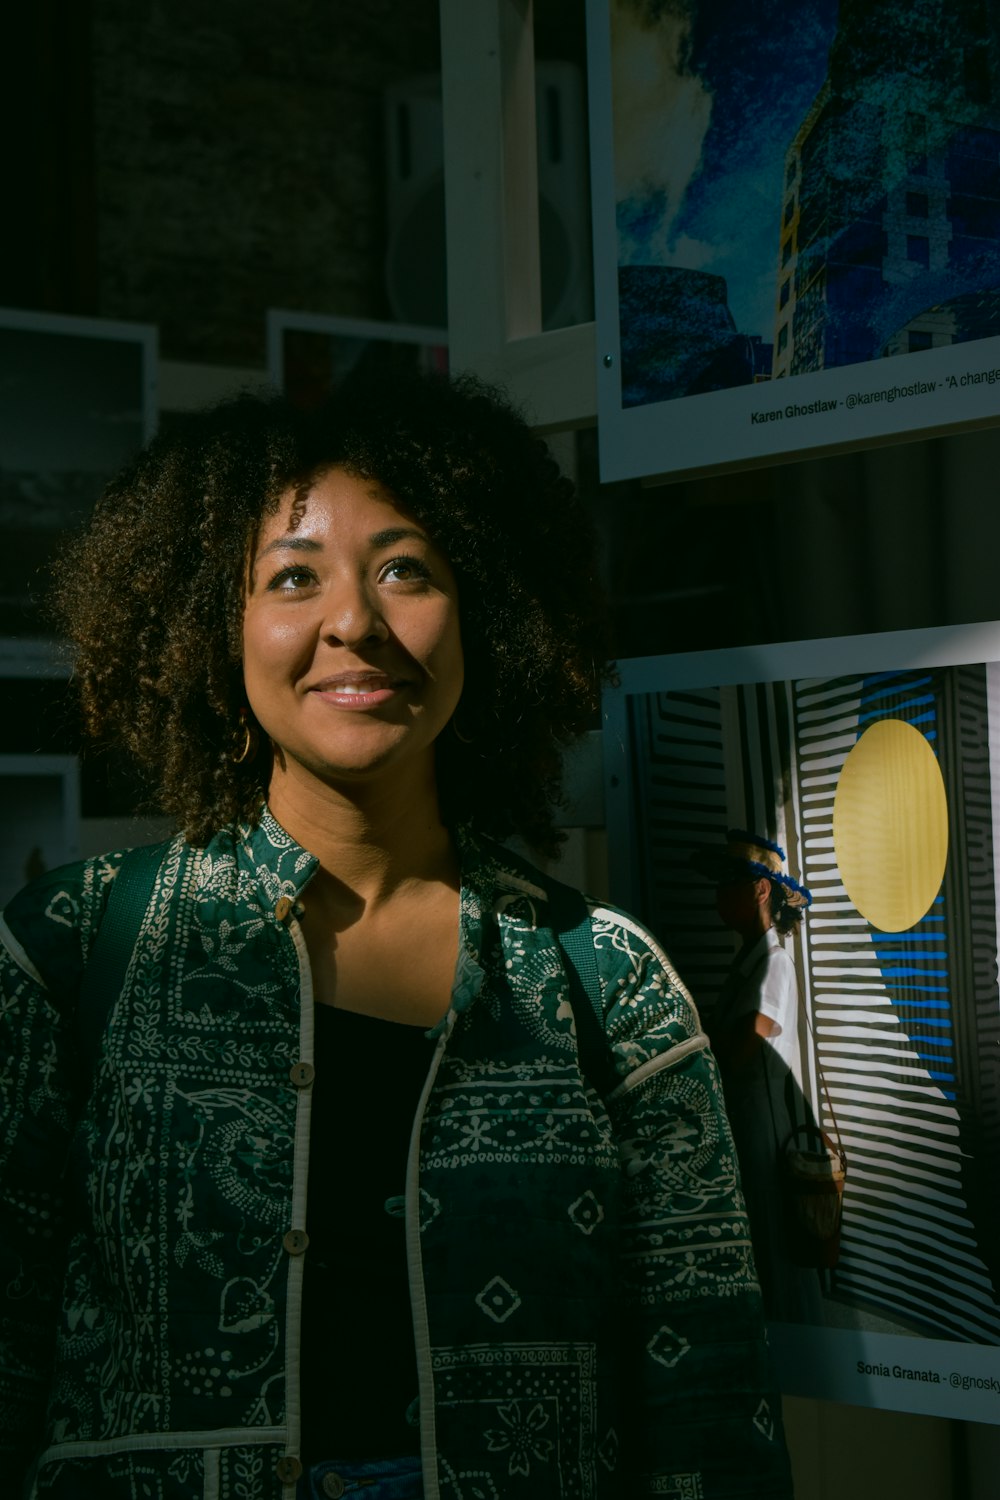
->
[[242, 466, 464, 798]]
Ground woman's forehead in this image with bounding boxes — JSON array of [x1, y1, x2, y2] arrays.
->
[[253, 467, 428, 551]]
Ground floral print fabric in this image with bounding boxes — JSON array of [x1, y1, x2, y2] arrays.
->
[[0, 812, 790, 1499]]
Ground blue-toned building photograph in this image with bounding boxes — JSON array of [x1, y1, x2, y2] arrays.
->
[[612, 0, 1000, 405]]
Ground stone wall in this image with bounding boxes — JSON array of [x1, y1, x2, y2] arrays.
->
[[3, 1, 587, 366], [92, 0, 441, 364]]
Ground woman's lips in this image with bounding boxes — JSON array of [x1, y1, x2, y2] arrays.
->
[[308, 672, 406, 709]]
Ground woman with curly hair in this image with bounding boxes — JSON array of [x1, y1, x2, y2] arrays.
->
[[0, 374, 791, 1500]]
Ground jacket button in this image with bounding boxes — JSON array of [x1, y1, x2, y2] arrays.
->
[[274, 896, 294, 922], [289, 1061, 315, 1088], [322, 1475, 346, 1499], [275, 1455, 303, 1482], [283, 1228, 309, 1255]]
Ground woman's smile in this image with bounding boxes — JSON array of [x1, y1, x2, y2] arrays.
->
[[241, 467, 464, 793], [309, 671, 407, 708]]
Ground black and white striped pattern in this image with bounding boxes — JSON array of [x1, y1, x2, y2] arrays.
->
[[628, 668, 1000, 1342]]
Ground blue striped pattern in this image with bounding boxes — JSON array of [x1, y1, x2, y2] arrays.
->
[[794, 667, 1000, 1343], [856, 673, 955, 1092]]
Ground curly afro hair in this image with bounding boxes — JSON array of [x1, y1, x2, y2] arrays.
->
[[54, 371, 610, 855]]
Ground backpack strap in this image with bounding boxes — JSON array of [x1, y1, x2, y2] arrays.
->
[[76, 841, 169, 1077], [545, 875, 619, 1102]]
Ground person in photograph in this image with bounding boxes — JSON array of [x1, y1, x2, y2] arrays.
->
[[1, 376, 792, 1499], [695, 829, 831, 1324]]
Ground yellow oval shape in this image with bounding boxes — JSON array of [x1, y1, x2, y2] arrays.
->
[[832, 718, 948, 933]]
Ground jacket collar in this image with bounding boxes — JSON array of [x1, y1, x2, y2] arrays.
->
[[229, 813, 568, 1041], [231, 808, 497, 1033], [235, 805, 321, 907], [444, 829, 562, 1039]]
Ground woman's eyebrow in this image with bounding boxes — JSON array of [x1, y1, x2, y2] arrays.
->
[[369, 526, 428, 548], [255, 536, 324, 559]]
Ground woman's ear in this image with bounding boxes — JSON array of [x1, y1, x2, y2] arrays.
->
[[754, 877, 771, 908]]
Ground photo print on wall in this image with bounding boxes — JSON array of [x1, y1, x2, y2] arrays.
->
[[587, 0, 1000, 480], [604, 621, 1000, 1421]]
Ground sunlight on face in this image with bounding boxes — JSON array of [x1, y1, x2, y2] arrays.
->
[[242, 467, 464, 799]]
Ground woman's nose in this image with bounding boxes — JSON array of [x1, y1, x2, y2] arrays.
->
[[321, 579, 389, 648]]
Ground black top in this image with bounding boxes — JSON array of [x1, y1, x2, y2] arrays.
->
[[300, 1004, 432, 1463]]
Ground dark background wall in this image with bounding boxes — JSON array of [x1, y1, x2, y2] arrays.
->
[[1, 0, 588, 364], [4, 0, 442, 363]]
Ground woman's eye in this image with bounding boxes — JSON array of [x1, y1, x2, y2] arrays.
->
[[381, 555, 431, 584], [267, 565, 316, 592]]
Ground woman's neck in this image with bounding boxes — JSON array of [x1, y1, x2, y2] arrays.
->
[[265, 761, 457, 910], [267, 761, 463, 1023]]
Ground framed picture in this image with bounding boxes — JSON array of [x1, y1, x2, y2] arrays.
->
[[0, 307, 157, 639], [0, 308, 157, 856], [586, 1, 1000, 483], [266, 309, 448, 409], [604, 621, 1000, 1420]]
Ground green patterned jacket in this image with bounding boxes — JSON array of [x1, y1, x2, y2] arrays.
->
[[0, 810, 792, 1499]]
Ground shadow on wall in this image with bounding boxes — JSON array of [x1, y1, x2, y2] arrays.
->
[[580, 422, 1000, 659]]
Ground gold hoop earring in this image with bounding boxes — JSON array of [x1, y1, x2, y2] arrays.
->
[[232, 708, 258, 765], [450, 708, 474, 745]]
